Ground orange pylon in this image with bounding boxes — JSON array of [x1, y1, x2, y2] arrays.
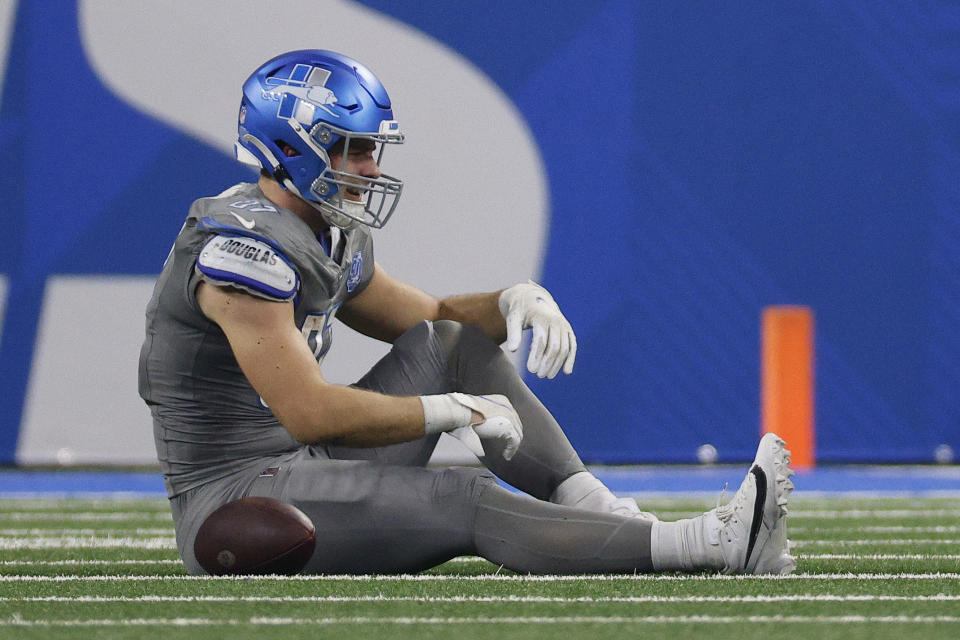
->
[[761, 306, 815, 468]]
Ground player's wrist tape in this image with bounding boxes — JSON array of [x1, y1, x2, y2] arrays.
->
[[420, 394, 473, 434]]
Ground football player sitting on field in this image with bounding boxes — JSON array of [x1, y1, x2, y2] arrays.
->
[[138, 49, 796, 576]]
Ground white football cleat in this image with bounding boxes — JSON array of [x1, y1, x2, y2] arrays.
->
[[712, 433, 796, 574]]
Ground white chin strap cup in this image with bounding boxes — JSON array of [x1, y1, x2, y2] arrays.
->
[[319, 205, 359, 230]]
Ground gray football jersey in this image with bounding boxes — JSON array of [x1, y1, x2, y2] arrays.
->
[[138, 182, 375, 496]]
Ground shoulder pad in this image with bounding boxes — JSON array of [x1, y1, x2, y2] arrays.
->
[[196, 235, 299, 300]]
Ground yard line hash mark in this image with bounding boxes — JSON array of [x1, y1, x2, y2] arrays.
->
[[2, 615, 960, 627]]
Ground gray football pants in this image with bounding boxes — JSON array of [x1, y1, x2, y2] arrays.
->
[[172, 320, 653, 574]]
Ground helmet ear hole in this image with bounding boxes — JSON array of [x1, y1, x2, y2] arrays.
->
[[274, 141, 301, 158]]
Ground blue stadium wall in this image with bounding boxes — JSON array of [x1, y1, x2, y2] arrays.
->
[[0, 1, 957, 465]]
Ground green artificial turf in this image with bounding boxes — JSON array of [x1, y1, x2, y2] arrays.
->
[[0, 496, 957, 639]]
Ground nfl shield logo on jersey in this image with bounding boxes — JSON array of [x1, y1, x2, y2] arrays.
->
[[346, 251, 363, 293]]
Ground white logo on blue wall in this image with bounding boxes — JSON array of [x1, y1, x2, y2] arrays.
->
[[262, 64, 340, 123], [347, 251, 363, 293]]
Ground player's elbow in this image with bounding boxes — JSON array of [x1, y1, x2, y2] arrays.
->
[[267, 384, 413, 447], [251, 374, 341, 444], [274, 407, 339, 445], [269, 388, 355, 445]]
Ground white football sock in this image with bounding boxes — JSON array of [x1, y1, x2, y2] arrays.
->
[[650, 511, 725, 572], [551, 471, 658, 520]]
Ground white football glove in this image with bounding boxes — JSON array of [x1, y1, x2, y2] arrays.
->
[[498, 280, 577, 378], [448, 393, 523, 461]]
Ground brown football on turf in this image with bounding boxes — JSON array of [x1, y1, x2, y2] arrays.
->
[[194, 497, 316, 575]]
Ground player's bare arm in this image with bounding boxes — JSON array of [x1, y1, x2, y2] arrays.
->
[[340, 264, 576, 378], [436, 290, 507, 343], [339, 261, 504, 342], [195, 280, 424, 447], [337, 262, 442, 343]]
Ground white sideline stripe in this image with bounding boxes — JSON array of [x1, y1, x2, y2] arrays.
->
[[1, 573, 958, 583], [1, 594, 959, 604], [2, 615, 960, 627]]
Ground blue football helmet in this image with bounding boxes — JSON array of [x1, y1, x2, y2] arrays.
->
[[235, 50, 404, 229]]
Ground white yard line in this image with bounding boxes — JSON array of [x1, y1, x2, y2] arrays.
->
[[798, 554, 960, 560], [657, 509, 960, 519], [791, 526, 960, 534], [0, 536, 176, 549], [1, 508, 957, 521], [1, 594, 958, 604], [0, 509, 960, 531], [1, 614, 960, 627], [4, 536, 955, 551], [0, 513, 171, 521], [792, 539, 960, 547], [0, 528, 172, 535], [0, 573, 957, 582], [0, 499, 167, 508], [788, 509, 960, 518], [2, 554, 957, 568], [0, 492, 166, 500], [0, 559, 181, 567], [627, 491, 960, 500]]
